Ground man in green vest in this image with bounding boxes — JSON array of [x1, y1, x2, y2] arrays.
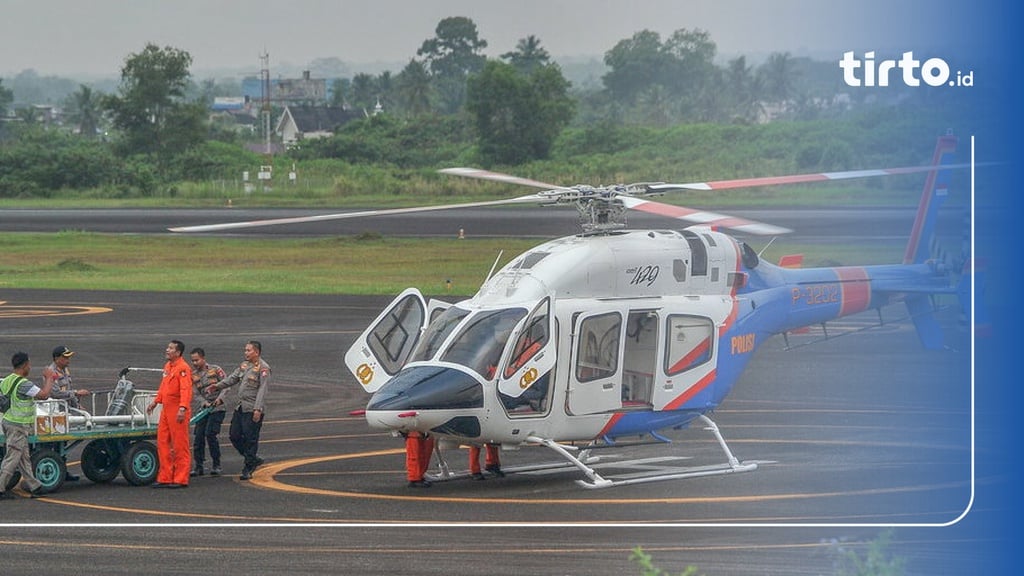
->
[[0, 351, 55, 499]]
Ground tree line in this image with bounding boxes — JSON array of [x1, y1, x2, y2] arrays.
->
[[0, 16, 972, 199]]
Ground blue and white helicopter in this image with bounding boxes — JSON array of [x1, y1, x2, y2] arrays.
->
[[175, 134, 977, 488]]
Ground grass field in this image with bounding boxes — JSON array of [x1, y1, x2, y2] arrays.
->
[[0, 231, 904, 296]]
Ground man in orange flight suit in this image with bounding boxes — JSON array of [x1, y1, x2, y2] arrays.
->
[[405, 430, 434, 488], [146, 340, 193, 488]]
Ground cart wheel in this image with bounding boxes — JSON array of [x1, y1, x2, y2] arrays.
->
[[31, 448, 67, 494], [120, 440, 158, 486], [82, 440, 121, 483]]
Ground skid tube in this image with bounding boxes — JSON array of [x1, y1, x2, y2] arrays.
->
[[535, 414, 758, 489], [425, 441, 603, 483]]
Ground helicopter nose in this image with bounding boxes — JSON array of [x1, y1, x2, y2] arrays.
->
[[367, 365, 483, 412]]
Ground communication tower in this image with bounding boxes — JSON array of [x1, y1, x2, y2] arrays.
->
[[259, 52, 273, 187]]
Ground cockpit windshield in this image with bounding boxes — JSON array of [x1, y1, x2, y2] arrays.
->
[[441, 308, 527, 378], [410, 306, 470, 362]]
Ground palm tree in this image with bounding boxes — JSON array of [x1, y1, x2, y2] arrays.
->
[[396, 60, 433, 117], [724, 56, 764, 123], [0, 78, 13, 118], [501, 35, 550, 74], [66, 84, 102, 138], [350, 73, 376, 112], [376, 71, 394, 112], [759, 52, 799, 104]]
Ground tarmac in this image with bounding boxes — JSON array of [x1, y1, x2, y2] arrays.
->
[[0, 288, 979, 575]]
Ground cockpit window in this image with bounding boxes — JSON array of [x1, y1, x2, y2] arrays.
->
[[504, 300, 549, 379], [410, 306, 470, 362], [441, 308, 527, 378]]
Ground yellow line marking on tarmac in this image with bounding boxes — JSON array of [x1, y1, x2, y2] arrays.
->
[[38, 447, 967, 523], [247, 450, 969, 506]]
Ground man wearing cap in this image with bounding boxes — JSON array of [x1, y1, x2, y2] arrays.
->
[[0, 352, 55, 499], [42, 345, 90, 482], [44, 346, 90, 410]]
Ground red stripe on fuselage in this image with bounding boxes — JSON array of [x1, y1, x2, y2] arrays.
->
[[597, 412, 626, 437], [596, 368, 719, 437], [836, 267, 871, 316], [663, 369, 718, 411], [667, 338, 711, 374]]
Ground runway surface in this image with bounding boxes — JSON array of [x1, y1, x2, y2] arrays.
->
[[0, 288, 979, 575], [0, 205, 971, 242]]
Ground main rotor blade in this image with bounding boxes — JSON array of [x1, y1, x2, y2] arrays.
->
[[618, 196, 791, 235], [168, 194, 551, 233], [439, 167, 573, 191], [648, 162, 973, 193]]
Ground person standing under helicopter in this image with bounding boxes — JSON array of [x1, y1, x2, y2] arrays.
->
[[404, 430, 434, 488], [469, 443, 504, 480]]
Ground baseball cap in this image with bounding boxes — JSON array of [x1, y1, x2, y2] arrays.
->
[[52, 345, 75, 358]]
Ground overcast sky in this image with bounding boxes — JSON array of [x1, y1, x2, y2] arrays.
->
[[0, 0, 986, 78]]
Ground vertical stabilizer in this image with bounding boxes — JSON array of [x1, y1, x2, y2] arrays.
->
[[903, 134, 958, 265], [902, 133, 960, 349]]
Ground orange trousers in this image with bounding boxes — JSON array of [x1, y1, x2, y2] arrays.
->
[[156, 407, 192, 485], [405, 432, 434, 481], [469, 443, 500, 474]]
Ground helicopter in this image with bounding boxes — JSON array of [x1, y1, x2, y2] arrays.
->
[[172, 133, 976, 489]]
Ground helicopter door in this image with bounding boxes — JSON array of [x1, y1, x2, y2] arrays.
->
[[567, 310, 623, 415], [622, 310, 658, 407], [653, 314, 716, 410], [498, 298, 555, 414], [344, 288, 438, 393]]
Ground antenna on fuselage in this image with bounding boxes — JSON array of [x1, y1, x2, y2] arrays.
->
[[756, 236, 779, 258], [482, 250, 504, 287]]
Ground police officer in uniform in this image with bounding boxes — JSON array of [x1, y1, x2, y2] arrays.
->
[[207, 340, 270, 480], [43, 345, 90, 482], [189, 347, 228, 477]]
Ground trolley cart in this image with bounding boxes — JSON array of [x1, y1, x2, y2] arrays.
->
[[0, 367, 207, 494]]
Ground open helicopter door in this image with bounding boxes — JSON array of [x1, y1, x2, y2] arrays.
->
[[344, 288, 450, 393], [498, 298, 555, 414], [652, 313, 718, 410], [567, 309, 624, 415]]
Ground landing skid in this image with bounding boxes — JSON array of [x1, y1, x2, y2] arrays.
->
[[534, 414, 758, 489], [425, 445, 602, 483]]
